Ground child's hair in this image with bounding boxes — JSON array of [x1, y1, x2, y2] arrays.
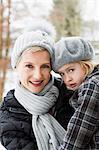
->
[[79, 60, 96, 76]]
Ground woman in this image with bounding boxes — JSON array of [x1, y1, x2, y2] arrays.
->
[[0, 30, 74, 150], [53, 37, 99, 150]]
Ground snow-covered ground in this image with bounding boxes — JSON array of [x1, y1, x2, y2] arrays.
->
[[3, 69, 15, 97]]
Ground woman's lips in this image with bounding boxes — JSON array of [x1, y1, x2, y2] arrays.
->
[[29, 81, 43, 86]]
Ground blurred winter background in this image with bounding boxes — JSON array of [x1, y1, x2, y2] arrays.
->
[[0, 0, 99, 100]]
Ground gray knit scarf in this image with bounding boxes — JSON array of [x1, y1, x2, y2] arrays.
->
[[15, 76, 66, 150]]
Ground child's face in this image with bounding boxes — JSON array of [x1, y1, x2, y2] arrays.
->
[[58, 62, 86, 91], [16, 50, 51, 93]]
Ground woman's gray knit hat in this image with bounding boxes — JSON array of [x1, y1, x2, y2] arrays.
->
[[53, 37, 95, 72], [11, 30, 54, 69]]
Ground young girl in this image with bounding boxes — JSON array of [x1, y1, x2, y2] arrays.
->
[[53, 37, 99, 150], [0, 31, 74, 150]]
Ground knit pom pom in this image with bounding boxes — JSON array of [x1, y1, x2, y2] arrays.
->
[[23, 18, 56, 40]]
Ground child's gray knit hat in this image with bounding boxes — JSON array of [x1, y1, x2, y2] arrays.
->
[[11, 30, 54, 69], [53, 37, 95, 72]]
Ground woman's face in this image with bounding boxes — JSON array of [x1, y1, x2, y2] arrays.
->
[[58, 62, 86, 91], [16, 50, 51, 93]]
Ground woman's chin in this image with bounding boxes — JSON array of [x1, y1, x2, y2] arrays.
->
[[26, 87, 42, 93]]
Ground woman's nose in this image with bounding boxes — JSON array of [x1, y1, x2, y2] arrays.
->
[[33, 68, 43, 80]]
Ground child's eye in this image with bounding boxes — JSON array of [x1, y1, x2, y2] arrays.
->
[[68, 69, 74, 73], [25, 64, 33, 69]]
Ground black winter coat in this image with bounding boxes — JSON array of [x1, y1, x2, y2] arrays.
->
[[0, 78, 74, 150]]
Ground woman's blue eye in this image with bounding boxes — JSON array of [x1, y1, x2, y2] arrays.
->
[[42, 64, 51, 69], [25, 64, 33, 68]]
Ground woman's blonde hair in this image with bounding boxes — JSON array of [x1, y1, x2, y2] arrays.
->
[[79, 60, 97, 76], [24, 46, 48, 53], [16, 46, 50, 68]]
